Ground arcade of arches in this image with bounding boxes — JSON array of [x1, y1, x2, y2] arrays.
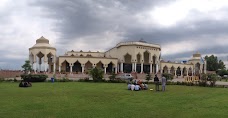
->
[[29, 36, 206, 76]]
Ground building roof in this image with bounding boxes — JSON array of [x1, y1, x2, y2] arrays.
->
[[30, 36, 56, 50]]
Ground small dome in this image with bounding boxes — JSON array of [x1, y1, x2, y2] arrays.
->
[[193, 52, 201, 57], [36, 36, 49, 44], [30, 36, 56, 50]]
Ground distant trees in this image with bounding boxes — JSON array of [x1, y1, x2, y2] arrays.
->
[[204, 55, 225, 71]]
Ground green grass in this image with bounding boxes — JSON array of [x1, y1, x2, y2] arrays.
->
[[0, 82, 228, 118]]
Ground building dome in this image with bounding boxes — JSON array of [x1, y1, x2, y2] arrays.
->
[[29, 36, 56, 50], [36, 36, 49, 44], [190, 52, 201, 60], [193, 52, 201, 57]]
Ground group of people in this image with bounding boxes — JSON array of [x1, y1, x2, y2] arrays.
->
[[127, 74, 167, 91], [19, 81, 32, 87], [154, 74, 166, 91], [127, 79, 148, 91]]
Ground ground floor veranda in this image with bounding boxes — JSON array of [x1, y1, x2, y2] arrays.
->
[[47, 61, 159, 74]]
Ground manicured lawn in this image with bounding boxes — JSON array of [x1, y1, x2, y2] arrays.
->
[[0, 82, 227, 118]]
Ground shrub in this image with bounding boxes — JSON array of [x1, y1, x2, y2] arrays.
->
[[21, 74, 47, 82], [0, 77, 4, 82], [207, 74, 217, 87], [162, 73, 174, 80], [108, 79, 126, 83], [199, 74, 207, 87], [89, 67, 104, 82], [176, 81, 181, 85], [58, 77, 72, 82], [109, 73, 116, 81], [78, 78, 92, 82]]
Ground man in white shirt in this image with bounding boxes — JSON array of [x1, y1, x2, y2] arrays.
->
[[162, 75, 167, 91]]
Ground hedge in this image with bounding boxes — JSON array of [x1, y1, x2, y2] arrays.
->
[[21, 74, 48, 82]]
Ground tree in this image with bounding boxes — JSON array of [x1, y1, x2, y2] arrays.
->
[[205, 55, 225, 71], [199, 73, 208, 87], [218, 60, 226, 70], [207, 74, 217, 87], [217, 69, 228, 77], [21, 60, 32, 74], [89, 67, 104, 82]]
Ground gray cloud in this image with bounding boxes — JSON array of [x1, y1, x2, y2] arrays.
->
[[1, 0, 228, 69]]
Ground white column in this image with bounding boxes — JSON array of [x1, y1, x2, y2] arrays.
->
[[53, 63, 56, 74], [161, 69, 163, 74], [134, 63, 137, 72], [33, 62, 37, 73], [59, 66, 61, 73], [156, 64, 159, 73], [187, 70, 189, 76], [82, 65, 85, 74], [132, 63, 134, 72], [180, 70, 182, 76], [44, 62, 47, 73], [39, 64, 42, 72], [174, 69, 177, 76], [120, 63, 123, 73], [104, 67, 107, 74], [141, 63, 143, 73], [150, 63, 152, 73], [117, 64, 119, 73], [70, 65, 73, 74], [39, 58, 42, 72]]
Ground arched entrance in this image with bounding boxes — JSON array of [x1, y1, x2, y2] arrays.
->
[[183, 67, 187, 76], [188, 67, 192, 76], [107, 62, 114, 74], [163, 66, 168, 73], [195, 63, 200, 76], [85, 61, 93, 73], [62, 60, 70, 73], [37, 52, 44, 72], [73, 61, 82, 73], [124, 53, 132, 73], [96, 61, 104, 69], [170, 66, 175, 75], [143, 51, 150, 73], [47, 52, 54, 73], [176, 67, 181, 76]]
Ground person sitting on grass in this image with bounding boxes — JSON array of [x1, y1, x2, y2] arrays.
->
[[138, 80, 144, 90], [127, 82, 132, 90], [142, 82, 148, 90], [134, 84, 141, 91], [130, 84, 135, 91]]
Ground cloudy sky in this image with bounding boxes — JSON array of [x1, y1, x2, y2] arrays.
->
[[1, 0, 228, 69]]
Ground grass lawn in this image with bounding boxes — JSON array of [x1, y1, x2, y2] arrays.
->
[[0, 82, 228, 118]]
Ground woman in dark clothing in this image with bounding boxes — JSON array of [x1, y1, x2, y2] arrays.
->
[[154, 74, 159, 91]]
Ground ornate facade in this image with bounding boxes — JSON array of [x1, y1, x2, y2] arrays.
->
[[29, 36, 206, 76]]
